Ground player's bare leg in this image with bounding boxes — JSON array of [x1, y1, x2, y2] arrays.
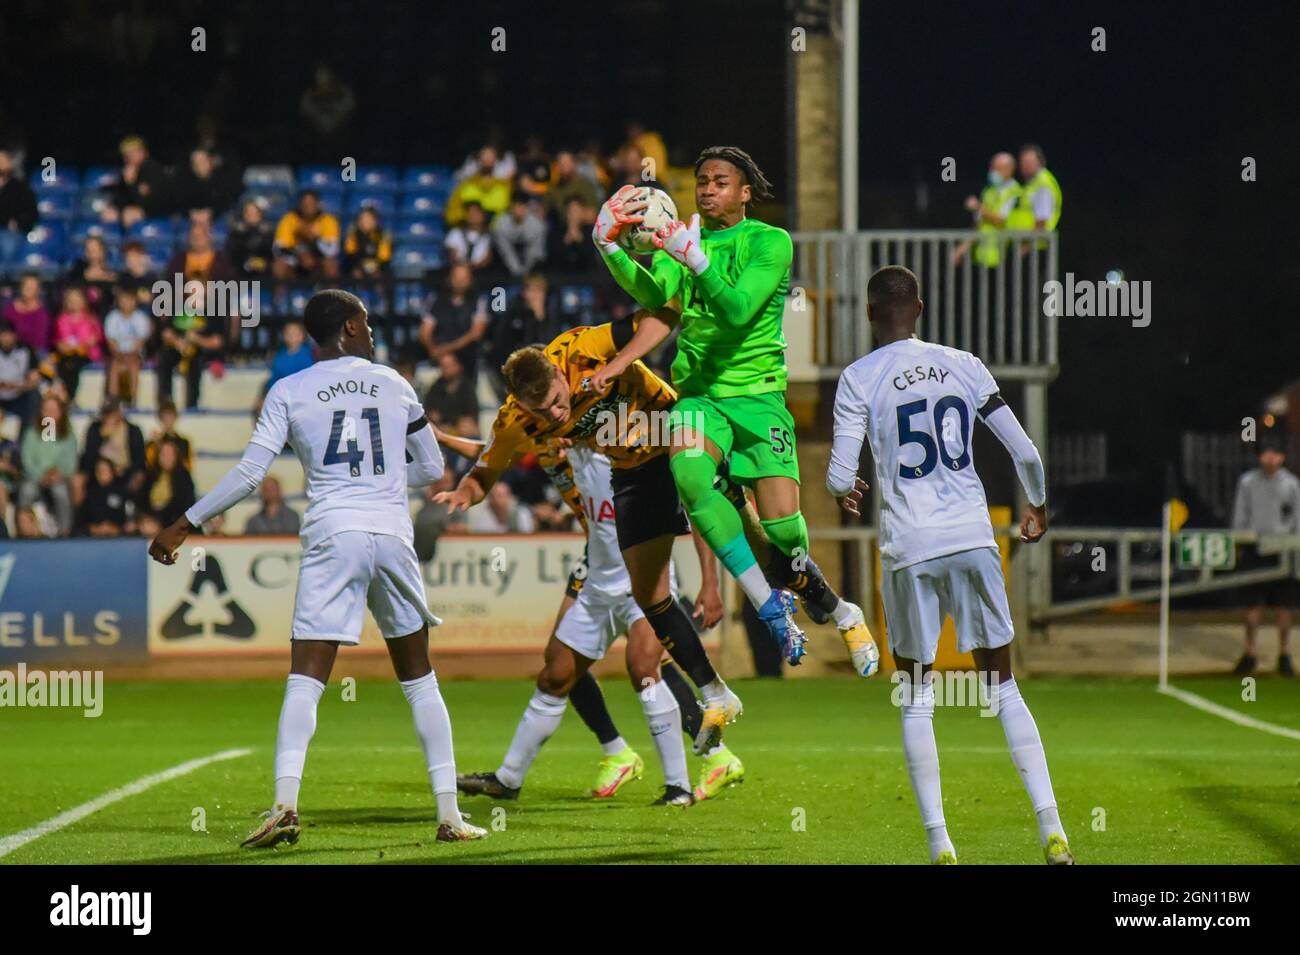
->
[[459, 636, 593, 801], [893, 653, 956, 863], [626, 619, 692, 805], [385, 626, 485, 842], [623, 531, 741, 753], [973, 645, 1071, 864], [242, 639, 339, 848], [1236, 605, 1262, 674]]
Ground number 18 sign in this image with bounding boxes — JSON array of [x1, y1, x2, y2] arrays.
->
[[1177, 531, 1235, 570]]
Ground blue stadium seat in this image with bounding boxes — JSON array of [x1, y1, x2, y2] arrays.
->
[[393, 216, 444, 242], [209, 218, 230, 245], [557, 284, 597, 323], [31, 169, 81, 194], [313, 188, 345, 217], [83, 166, 118, 190], [347, 191, 396, 217], [356, 166, 398, 191], [402, 166, 454, 192], [69, 221, 123, 251], [77, 191, 113, 220], [296, 165, 338, 190], [17, 225, 67, 278], [128, 219, 178, 244], [36, 193, 76, 221], [397, 191, 446, 218], [392, 243, 445, 279], [242, 165, 295, 190], [240, 190, 291, 220]]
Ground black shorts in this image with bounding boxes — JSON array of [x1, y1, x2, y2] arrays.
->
[[1238, 546, 1299, 607], [610, 452, 691, 550]]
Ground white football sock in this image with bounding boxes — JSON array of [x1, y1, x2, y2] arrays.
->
[[640, 680, 690, 790], [700, 677, 729, 705], [830, 599, 859, 628], [400, 671, 464, 825], [993, 678, 1065, 844], [601, 735, 629, 757], [496, 688, 568, 790], [900, 679, 954, 861], [737, 564, 773, 609], [273, 673, 325, 812]]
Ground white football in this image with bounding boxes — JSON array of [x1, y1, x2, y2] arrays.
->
[[618, 186, 678, 255]]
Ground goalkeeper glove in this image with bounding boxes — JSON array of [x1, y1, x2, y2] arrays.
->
[[591, 185, 646, 255], [652, 214, 709, 274]]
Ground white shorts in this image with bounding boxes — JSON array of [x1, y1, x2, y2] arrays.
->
[[880, 546, 1013, 665], [554, 588, 645, 662], [292, 530, 441, 644]]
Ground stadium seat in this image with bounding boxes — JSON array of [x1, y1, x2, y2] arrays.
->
[[393, 216, 444, 242], [76, 191, 113, 220], [127, 218, 178, 243], [557, 284, 598, 323], [401, 166, 454, 192], [69, 221, 123, 248], [240, 190, 290, 220], [296, 165, 338, 191], [36, 193, 76, 221], [30, 169, 80, 194], [82, 166, 118, 190], [242, 165, 295, 190], [355, 165, 398, 191], [392, 243, 445, 279], [346, 191, 396, 217], [15, 225, 66, 278], [397, 191, 446, 218], [209, 217, 230, 245], [313, 188, 345, 217]]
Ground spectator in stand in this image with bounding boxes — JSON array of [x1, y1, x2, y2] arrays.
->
[[0, 405, 20, 496], [67, 235, 118, 313], [254, 320, 314, 418], [342, 206, 393, 279], [80, 395, 147, 501], [624, 120, 668, 180], [0, 148, 38, 265], [467, 480, 535, 534], [575, 140, 611, 192], [453, 143, 517, 186], [485, 274, 562, 402], [134, 510, 162, 541], [546, 195, 601, 273], [103, 135, 168, 227], [423, 349, 480, 438], [18, 393, 77, 535], [417, 262, 489, 379], [225, 199, 276, 280], [75, 456, 133, 537], [142, 437, 196, 529], [244, 475, 301, 535], [544, 150, 601, 222], [273, 190, 340, 279], [120, 241, 159, 305], [493, 193, 547, 277], [157, 222, 233, 409], [103, 285, 152, 405], [445, 201, 494, 273], [15, 506, 45, 539], [3, 274, 52, 353], [445, 147, 513, 225], [515, 136, 552, 200], [0, 319, 42, 430], [299, 65, 357, 155], [1231, 437, 1300, 677], [145, 399, 192, 471], [174, 147, 236, 221], [52, 286, 103, 403]]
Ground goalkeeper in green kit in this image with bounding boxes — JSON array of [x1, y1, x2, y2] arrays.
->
[[589, 146, 879, 679]]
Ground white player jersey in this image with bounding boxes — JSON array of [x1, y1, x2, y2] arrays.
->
[[565, 445, 632, 596], [249, 355, 426, 549], [832, 338, 1001, 570]]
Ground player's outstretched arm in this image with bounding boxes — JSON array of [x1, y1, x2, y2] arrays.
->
[[979, 396, 1048, 542], [433, 425, 486, 461], [405, 420, 445, 488], [827, 368, 870, 513], [149, 441, 277, 563], [593, 187, 681, 309], [588, 306, 679, 394], [663, 224, 791, 327]]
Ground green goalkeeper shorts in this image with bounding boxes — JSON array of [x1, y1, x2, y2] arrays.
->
[[668, 391, 800, 485]]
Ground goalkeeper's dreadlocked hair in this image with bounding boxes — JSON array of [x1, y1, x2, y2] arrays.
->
[[695, 146, 774, 205]]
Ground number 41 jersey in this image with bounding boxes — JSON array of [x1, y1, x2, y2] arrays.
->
[[250, 355, 427, 549], [832, 338, 1000, 571]]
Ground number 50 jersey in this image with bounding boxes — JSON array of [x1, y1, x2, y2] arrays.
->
[[250, 355, 428, 549], [831, 338, 1001, 571]]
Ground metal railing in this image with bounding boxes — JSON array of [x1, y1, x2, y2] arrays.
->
[[789, 229, 1060, 380]]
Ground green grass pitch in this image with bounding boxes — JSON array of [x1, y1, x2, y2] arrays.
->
[[3, 675, 1298, 864]]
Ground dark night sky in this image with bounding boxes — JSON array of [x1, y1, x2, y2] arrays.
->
[[1, 0, 1297, 475]]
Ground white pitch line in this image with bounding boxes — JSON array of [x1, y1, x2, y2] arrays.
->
[[1158, 685, 1300, 742], [0, 747, 253, 860]]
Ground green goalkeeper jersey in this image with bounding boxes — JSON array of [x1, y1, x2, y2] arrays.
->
[[602, 217, 792, 398]]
